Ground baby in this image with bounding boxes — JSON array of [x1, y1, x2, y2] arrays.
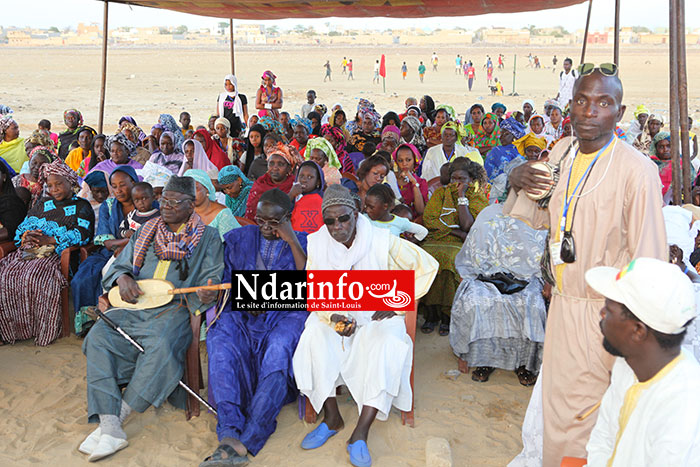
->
[[119, 182, 159, 239]]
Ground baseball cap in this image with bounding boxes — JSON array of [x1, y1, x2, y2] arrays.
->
[[585, 257, 697, 335]]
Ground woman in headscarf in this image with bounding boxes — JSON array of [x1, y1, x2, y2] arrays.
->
[[289, 160, 325, 234], [633, 113, 665, 155], [423, 107, 451, 149], [526, 114, 554, 147], [289, 116, 315, 157], [212, 117, 246, 167], [420, 158, 489, 336], [157, 114, 185, 151], [12, 146, 54, 207], [321, 124, 353, 174], [483, 117, 527, 183], [0, 116, 27, 173], [255, 70, 283, 119], [421, 121, 483, 181], [149, 131, 186, 174], [57, 109, 83, 160], [330, 108, 351, 141], [649, 131, 684, 200], [0, 159, 27, 245], [84, 134, 110, 174], [119, 121, 151, 165], [463, 104, 485, 142], [315, 104, 329, 125], [216, 74, 249, 137], [381, 111, 401, 131], [25, 128, 55, 155], [307, 111, 323, 137], [244, 143, 298, 220], [393, 143, 428, 217], [515, 133, 548, 161], [0, 159, 94, 346], [379, 125, 401, 155], [491, 102, 507, 120], [193, 128, 229, 171], [306, 136, 342, 186], [71, 165, 142, 336], [258, 115, 286, 138], [178, 139, 218, 179], [65, 126, 97, 172], [90, 133, 144, 175], [348, 111, 381, 154], [218, 165, 254, 217], [241, 123, 267, 179], [420, 95, 436, 124], [544, 104, 564, 141], [626, 105, 650, 144], [184, 169, 240, 240], [400, 115, 427, 156], [472, 113, 502, 156], [522, 99, 535, 123]]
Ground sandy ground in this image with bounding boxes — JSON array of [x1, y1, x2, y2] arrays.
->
[[0, 44, 697, 466]]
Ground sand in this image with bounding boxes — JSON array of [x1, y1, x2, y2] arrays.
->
[[0, 43, 697, 466]]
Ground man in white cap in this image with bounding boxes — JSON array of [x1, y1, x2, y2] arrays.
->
[[584, 257, 700, 466]]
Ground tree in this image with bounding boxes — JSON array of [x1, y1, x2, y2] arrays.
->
[[267, 25, 279, 35], [293, 24, 305, 34], [174, 25, 188, 35], [48, 26, 60, 33]]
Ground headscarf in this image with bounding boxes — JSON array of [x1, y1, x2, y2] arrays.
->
[[261, 70, 277, 85], [649, 131, 671, 157], [290, 115, 313, 135], [401, 115, 426, 148], [381, 125, 401, 140], [406, 105, 422, 117], [491, 102, 507, 114], [436, 104, 456, 121], [119, 116, 137, 126], [63, 109, 84, 127], [634, 104, 650, 119], [515, 133, 548, 155], [472, 113, 501, 148], [27, 129, 55, 150], [258, 115, 285, 136], [440, 120, 466, 141], [28, 146, 56, 163], [267, 142, 303, 169], [214, 117, 230, 131], [140, 161, 172, 188], [218, 74, 244, 120], [178, 139, 218, 177], [184, 168, 217, 201], [296, 160, 325, 195], [306, 137, 341, 169], [499, 117, 527, 140], [522, 99, 535, 111], [0, 116, 14, 140], [314, 104, 328, 117], [158, 114, 185, 149], [119, 122, 144, 144], [110, 164, 140, 184], [159, 131, 178, 149], [392, 143, 423, 168], [106, 133, 137, 157], [39, 159, 79, 191], [330, 108, 351, 140], [84, 170, 108, 188], [194, 128, 228, 170], [527, 114, 547, 135], [217, 165, 253, 216], [321, 124, 351, 172]]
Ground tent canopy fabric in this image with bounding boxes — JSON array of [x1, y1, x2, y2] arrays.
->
[[106, 0, 586, 20]]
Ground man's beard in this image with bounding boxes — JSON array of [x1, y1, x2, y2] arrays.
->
[[602, 337, 624, 357]]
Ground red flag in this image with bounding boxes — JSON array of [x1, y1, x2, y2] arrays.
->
[[379, 54, 386, 78]]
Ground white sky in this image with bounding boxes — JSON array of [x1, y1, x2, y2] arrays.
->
[[2, 0, 698, 31]]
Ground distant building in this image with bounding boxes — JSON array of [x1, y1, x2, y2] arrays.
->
[[481, 28, 530, 45]]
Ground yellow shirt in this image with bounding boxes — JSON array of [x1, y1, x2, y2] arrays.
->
[[65, 147, 90, 172]]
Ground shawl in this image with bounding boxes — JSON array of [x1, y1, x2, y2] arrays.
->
[[329, 108, 351, 141], [195, 128, 229, 170], [259, 115, 285, 136], [132, 213, 206, 277], [321, 124, 353, 173], [423, 124, 444, 148], [650, 131, 671, 156], [178, 139, 218, 178], [217, 74, 244, 121], [500, 117, 527, 139], [0, 137, 28, 172], [306, 137, 341, 169], [526, 114, 554, 146], [392, 142, 423, 167], [514, 133, 548, 156], [634, 113, 666, 154], [423, 182, 489, 243], [244, 172, 295, 220], [472, 113, 501, 148], [159, 114, 185, 150], [218, 165, 253, 217], [184, 168, 217, 201], [402, 115, 427, 149]]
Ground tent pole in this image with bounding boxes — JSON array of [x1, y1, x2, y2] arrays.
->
[[580, 0, 593, 63], [613, 0, 620, 65], [669, 0, 681, 205], [98, 1, 109, 134], [677, 0, 691, 202], [229, 19, 235, 75]]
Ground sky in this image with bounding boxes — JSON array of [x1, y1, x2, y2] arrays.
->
[[2, 0, 697, 32]]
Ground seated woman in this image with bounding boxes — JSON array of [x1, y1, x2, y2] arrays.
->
[[449, 203, 548, 385], [244, 143, 298, 220], [378, 125, 401, 155], [13, 147, 54, 207], [423, 107, 450, 149], [421, 158, 489, 336], [472, 113, 502, 157], [329, 108, 351, 142], [149, 131, 185, 174], [321, 124, 353, 174], [193, 128, 229, 171], [363, 183, 428, 241], [543, 104, 564, 141], [649, 131, 693, 204], [526, 114, 554, 148], [289, 116, 314, 158], [483, 117, 527, 183], [347, 111, 380, 154], [289, 160, 325, 234], [212, 117, 243, 167], [0, 160, 94, 345], [306, 137, 342, 186], [178, 139, 218, 179], [90, 133, 144, 175], [119, 122, 151, 165], [342, 154, 391, 206], [0, 116, 27, 173], [399, 115, 427, 157], [463, 104, 485, 142], [218, 165, 254, 218], [80, 133, 110, 177], [71, 166, 140, 335], [421, 121, 483, 181], [183, 169, 240, 240], [633, 113, 664, 156], [65, 127, 96, 172], [241, 124, 267, 180], [393, 143, 428, 217]]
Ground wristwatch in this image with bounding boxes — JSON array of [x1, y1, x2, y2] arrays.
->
[[457, 197, 470, 206]]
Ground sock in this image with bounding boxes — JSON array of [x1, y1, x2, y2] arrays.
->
[[119, 400, 132, 424], [98, 414, 126, 440]]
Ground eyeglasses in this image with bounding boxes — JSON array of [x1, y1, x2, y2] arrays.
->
[[255, 216, 285, 227], [577, 63, 618, 77], [160, 197, 193, 208], [323, 214, 352, 226]]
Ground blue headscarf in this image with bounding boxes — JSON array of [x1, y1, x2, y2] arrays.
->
[[217, 165, 253, 217], [184, 169, 216, 201], [499, 118, 527, 140], [290, 115, 313, 135], [158, 114, 185, 149], [491, 102, 507, 113], [110, 164, 139, 183]]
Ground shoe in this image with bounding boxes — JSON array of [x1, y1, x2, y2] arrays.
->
[[347, 440, 372, 467], [78, 427, 101, 455], [88, 434, 128, 462], [300, 422, 338, 450]]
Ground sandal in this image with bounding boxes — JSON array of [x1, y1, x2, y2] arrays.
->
[[471, 366, 495, 382], [200, 444, 250, 467], [421, 321, 438, 334], [515, 366, 537, 387], [438, 323, 450, 336]]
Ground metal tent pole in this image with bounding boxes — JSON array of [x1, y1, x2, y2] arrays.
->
[[580, 0, 593, 63], [669, 0, 681, 204], [677, 0, 691, 202], [613, 0, 620, 65], [229, 19, 235, 74], [98, 1, 109, 134]]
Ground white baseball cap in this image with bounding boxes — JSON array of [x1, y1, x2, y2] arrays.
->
[[585, 257, 697, 335]]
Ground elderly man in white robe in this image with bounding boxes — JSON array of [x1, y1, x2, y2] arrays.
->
[[292, 184, 438, 467]]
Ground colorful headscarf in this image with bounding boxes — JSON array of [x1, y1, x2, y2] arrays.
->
[[436, 104, 456, 120], [401, 115, 426, 148], [140, 161, 172, 188], [381, 125, 401, 139], [119, 116, 137, 126], [258, 115, 285, 136], [217, 165, 253, 216], [650, 131, 671, 156], [119, 122, 145, 144], [39, 159, 79, 191], [321, 124, 351, 172], [0, 116, 14, 140], [184, 169, 216, 201], [106, 133, 137, 157], [440, 120, 466, 140], [491, 102, 507, 114], [261, 70, 277, 84], [528, 114, 546, 135], [290, 115, 313, 135], [472, 113, 501, 148], [499, 117, 527, 140], [306, 137, 341, 169], [63, 109, 83, 127], [634, 105, 650, 119], [268, 142, 303, 169], [158, 114, 185, 149], [28, 146, 56, 163], [515, 133, 548, 155], [392, 143, 423, 167], [314, 104, 328, 116], [27, 129, 55, 150]]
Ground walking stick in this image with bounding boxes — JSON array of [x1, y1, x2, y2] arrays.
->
[[95, 309, 218, 416]]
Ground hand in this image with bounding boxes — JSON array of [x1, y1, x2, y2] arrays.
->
[[116, 274, 144, 304], [542, 282, 552, 301], [372, 310, 397, 321], [272, 218, 296, 244], [98, 294, 111, 312], [196, 279, 219, 305], [289, 182, 303, 200], [509, 161, 553, 194], [456, 182, 468, 198], [113, 245, 125, 258], [124, 230, 134, 239], [331, 314, 356, 337]]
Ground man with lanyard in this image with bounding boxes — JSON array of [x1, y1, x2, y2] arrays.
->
[[504, 64, 667, 465]]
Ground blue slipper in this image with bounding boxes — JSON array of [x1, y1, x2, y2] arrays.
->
[[347, 440, 372, 467], [300, 422, 338, 450]]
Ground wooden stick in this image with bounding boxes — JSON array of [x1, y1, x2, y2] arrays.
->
[[575, 401, 601, 421], [169, 283, 232, 295]]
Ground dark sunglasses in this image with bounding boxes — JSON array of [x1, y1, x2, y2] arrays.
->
[[323, 214, 352, 226], [577, 63, 618, 77]]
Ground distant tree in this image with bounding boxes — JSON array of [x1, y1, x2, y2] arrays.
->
[[293, 24, 305, 34], [328, 31, 341, 37], [555, 25, 570, 35], [48, 26, 60, 33], [174, 25, 188, 35], [632, 26, 652, 33], [267, 25, 279, 35], [303, 26, 316, 37], [159, 27, 170, 35], [218, 21, 229, 30]]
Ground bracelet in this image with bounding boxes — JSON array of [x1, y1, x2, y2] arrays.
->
[[457, 196, 469, 206], [265, 103, 272, 110]]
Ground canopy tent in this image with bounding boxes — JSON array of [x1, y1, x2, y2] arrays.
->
[[106, 0, 586, 20]]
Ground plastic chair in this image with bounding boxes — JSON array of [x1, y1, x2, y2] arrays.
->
[[235, 216, 256, 226], [341, 172, 359, 183], [560, 457, 587, 467], [426, 177, 442, 199]]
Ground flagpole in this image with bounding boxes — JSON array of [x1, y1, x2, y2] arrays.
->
[[383, 77, 386, 93]]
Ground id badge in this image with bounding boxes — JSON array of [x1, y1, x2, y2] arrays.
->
[[550, 241, 564, 266]]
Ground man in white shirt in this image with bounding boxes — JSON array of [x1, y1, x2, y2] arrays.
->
[[557, 58, 578, 108], [301, 90, 316, 118], [584, 257, 700, 466]]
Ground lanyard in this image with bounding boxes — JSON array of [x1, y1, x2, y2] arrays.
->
[[560, 136, 614, 234], [443, 146, 455, 162]]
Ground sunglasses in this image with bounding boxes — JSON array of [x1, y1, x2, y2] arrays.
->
[[323, 214, 352, 226], [577, 63, 618, 77], [159, 197, 193, 208]]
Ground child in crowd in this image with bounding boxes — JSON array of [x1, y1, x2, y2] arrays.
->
[[306, 137, 342, 185], [179, 111, 192, 136], [119, 182, 160, 239], [391, 203, 413, 221], [364, 183, 428, 241], [290, 160, 325, 234], [83, 171, 110, 223], [38, 119, 58, 146]]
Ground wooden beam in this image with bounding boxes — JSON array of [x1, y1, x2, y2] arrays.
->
[[580, 0, 593, 64], [98, 1, 109, 134]]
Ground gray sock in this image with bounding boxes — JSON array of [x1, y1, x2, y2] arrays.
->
[[119, 401, 132, 424], [98, 414, 126, 440]]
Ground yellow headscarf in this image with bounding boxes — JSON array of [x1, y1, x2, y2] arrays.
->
[[515, 133, 547, 156]]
